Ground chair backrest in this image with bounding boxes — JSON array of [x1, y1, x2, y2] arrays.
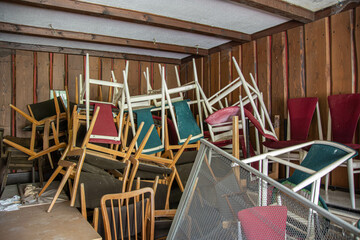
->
[[84, 53, 125, 143], [28, 96, 65, 121], [287, 142, 357, 191], [328, 94, 360, 143], [101, 188, 155, 240], [287, 97, 319, 141]]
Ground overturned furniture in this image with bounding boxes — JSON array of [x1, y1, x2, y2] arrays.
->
[[168, 139, 360, 239]]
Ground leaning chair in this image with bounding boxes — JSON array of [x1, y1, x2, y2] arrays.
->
[[326, 93, 360, 209]]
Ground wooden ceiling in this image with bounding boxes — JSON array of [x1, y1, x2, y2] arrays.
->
[[0, 0, 359, 64]]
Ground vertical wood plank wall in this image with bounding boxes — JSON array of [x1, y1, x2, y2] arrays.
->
[[0, 7, 359, 187]]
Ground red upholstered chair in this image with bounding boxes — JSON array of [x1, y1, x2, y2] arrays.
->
[[237, 206, 287, 240], [326, 93, 360, 209], [263, 97, 323, 178]]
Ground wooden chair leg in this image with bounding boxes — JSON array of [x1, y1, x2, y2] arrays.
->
[[93, 208, 99, 232], [38, 157, 44, 187], [38, 165, 63, 196], [47, 153, 54, 169], [174, 168, 184, 192], [70, 151, 86, 207], [165, 168, 177, 210], [47, 164, 75, 212], [80, 183, 87, 219]]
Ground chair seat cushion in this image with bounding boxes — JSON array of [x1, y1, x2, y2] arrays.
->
[[263, 140, 307, 149], [342, 143, 360, 150], [75, 171, 124, 208], [176, 151, 198, 165], [205, 106, 240, 125], [137, 162, 172, 175], [84, 154, 128, 170]]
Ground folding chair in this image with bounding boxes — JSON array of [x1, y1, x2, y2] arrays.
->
[[326, 93, 360, 209], [3, 93, 67, 167], [263, 97, 323, 178]]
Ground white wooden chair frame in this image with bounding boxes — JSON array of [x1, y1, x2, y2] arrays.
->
[[83, 53, 126, 143]]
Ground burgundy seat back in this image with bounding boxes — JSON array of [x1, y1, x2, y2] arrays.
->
[[328, 94, 360, 144], [288, 97, 318, 141]]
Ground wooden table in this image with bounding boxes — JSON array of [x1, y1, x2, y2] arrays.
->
[[0, 201, 101, 240]]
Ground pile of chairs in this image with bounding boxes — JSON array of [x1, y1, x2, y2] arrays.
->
[[3, 52, 360, 239]]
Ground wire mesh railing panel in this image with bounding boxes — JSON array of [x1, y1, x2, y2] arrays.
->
[[168, 141, 360, 240]]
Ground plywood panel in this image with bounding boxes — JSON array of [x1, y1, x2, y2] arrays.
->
[[166, 64, 178, 89], [0, 49, 12, 136], [113, 58, 126, 84], [140, 61, 151, 94], [305, 18, 330, 139], [127, 60, 139, 95], [202, 56, 211, 98], [256, 37, 271, 112], [210, 52, 220, 97], [241, 41, 256, 87], [36, 52, 50, 103], [52, 53, 65, 90], [101, 57, 112, 102], [231, 46, 241, 105], [67, 54, 83, 103], [271, 32, 287, 140], [287, 26, 306, 99], [89, 56, 99, 101], [331, 10, 353, 95], [220, 49, 231, 105], [15, 50, 33, 137]]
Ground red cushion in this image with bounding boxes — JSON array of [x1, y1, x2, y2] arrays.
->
[[263, 140, 307, 149], [90, 103, 120, 145], [328, 94, 360, 143], [205, 106, 240, 125], [288, 97, 317, 141], [243, 109, 278, 142], [238, 206, 287, 240]]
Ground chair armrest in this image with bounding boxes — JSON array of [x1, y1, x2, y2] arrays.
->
[[154, 209, 176, 218]]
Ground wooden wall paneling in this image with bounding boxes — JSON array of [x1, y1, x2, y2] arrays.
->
[[89, 56, 99, 101], [220, 49, 231, 106], [101, 57, 112, 101], [36, 52, 50, 103], [140, 61, 151, 94], [127, 60, 139, 95], [271, 32, 287, 140], [202, 56, 211, 98], [67, 54, 83, 103], [231, 46, 241, 104], [52, 53, 65, 91], [241, 41, 257, 108], [210, 52, 220, 110], [256, 37, 272, 113], [305, 18, 330, 140], [331, 10, 357, 189], [287, 26, 306, 99], [15, 50, 33, 137], [0, 49, 12, 136], [166, 64, 178, 89], [331, 10, 354, 95], [113, 58, 126, 84], [153, 62, 162, 91]]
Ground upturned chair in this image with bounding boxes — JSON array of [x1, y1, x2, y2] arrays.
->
[[3, 93, 67, 168]]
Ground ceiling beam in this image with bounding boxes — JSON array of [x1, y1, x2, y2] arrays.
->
[[0, 22, 207, 55], [6, 0, 251, 42], [251, 20, 303, 40], [0, 41, 182, 64], [230, 0, 314, 23], [315, 1, 360, 20]]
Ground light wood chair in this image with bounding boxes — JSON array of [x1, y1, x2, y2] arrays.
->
[[100, 187, 155, 240]]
